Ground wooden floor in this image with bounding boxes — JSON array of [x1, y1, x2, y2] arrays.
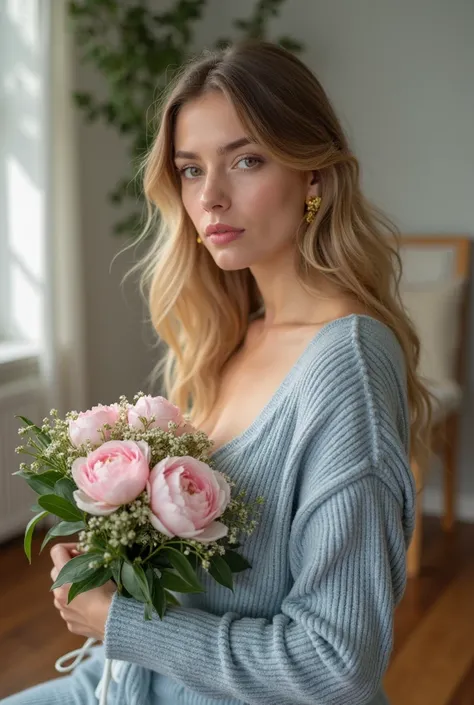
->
[[0, 517, 473, 703]]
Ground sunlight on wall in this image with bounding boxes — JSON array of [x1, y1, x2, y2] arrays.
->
[[6, 0, 40, 50], [1, 0, 45, 344], [7, 155, 44, 341]]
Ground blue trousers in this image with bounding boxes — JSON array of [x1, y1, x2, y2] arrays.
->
[[0, 646, 118, 705]]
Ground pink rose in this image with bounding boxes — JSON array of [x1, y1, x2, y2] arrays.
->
[[148, 456, 231, 544], [128, 395, 194, 436], [68, 404, 120, 447], [72, 440, 151, 516]]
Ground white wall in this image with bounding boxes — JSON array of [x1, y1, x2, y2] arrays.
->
[[73, 0, 474, 517], [74, 60, 157, 406], [261, 0, 474, 519]]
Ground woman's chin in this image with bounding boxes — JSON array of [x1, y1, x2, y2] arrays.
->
[[212, 252, 253, 271]]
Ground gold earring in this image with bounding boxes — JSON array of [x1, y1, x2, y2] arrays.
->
[[305, 196, 321, 224], [196, 236, 202, 244]]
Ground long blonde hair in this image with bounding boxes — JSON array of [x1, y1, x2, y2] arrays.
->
[[124, 40, 432, 468]]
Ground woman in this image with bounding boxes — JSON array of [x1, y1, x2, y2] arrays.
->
[[4, 40, 431, 705]]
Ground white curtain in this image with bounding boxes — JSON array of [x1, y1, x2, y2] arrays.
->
[[40, 0, 88, 416]]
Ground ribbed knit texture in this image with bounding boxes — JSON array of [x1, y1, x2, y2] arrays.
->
[[104, 314, 415, 705]]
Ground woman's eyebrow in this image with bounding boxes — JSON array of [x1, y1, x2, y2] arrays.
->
[[174, 137, 253, 161]]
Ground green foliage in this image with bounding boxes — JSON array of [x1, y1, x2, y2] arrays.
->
[[38, 494, 84, 522], [15, 415, 52, 447], [50, 552, 103, 589], [14, 469, 63, 495], [40, 520, 86, 553], [208, 554, 234, 591], [24, 512, 49, 563], [68, 0, 303, 238], [67, 568, 113, 603]]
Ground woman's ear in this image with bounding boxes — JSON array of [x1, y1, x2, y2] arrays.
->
[[306, 171, 321, 200]]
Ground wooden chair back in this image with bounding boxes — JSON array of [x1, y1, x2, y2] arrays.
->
[[397, 235, 471, 387]]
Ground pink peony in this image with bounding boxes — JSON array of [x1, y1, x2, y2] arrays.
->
[[127, 395, 195, 436], [147, 456, 231, 544], [72, 440, 151, 516], [68, 404, 121, 447]]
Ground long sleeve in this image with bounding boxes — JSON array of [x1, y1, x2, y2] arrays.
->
[[104, 472, 408, 705]]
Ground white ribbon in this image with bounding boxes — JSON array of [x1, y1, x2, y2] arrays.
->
[[55, 638, 126, 705]]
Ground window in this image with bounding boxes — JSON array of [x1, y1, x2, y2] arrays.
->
[[0, 0, 49, 362]]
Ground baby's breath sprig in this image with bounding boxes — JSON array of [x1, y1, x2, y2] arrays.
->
[[15, 409, 72, 475], [219, 488, 266, 545], [76, 492, 153, 560], [16, 396, 216, 479], [76, 482, 263, 576], [107, 418, 214, 468]]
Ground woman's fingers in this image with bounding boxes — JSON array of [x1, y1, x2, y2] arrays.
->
[[50, 542, 82, 571], [53, 542, 79, 551]]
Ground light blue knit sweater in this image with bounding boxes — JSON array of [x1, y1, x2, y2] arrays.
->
[[103, 314, 415, 705]]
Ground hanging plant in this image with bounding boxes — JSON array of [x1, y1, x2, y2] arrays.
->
[[68, 0, 303, 238]]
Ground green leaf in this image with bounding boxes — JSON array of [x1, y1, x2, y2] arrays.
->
[[222, 549, 251, 573], [119, 586, 134, 599], [134, 562, 152, 601], [67, 568, 113, 603], [54, 478, 77, 505], [162, 547, 204, 591], [144, 602, 153, 620], [24, 511, 49, 563], [38, 494, 83, 522], [73, 91, 92, 108], [51, 552, 102, 590], [148, 553, 172, 570], [121, 561, 152, 604], [150, 573, 166, 620], [26, 473, 63, 495], [110, 559, 123, 588], [159, 568, 204, 594], [15, 415, 52, 447], [145, 566, 167, 619], [163, 589, 181, 607], [208, 555, 234, 591], [184, 550, 200, 572], [16, 414, 36, 427], [40, 520, 85, 553], [16, 469, 63, 495]]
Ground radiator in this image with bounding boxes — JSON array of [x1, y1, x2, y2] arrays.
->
[[0, 377, 47, 542]]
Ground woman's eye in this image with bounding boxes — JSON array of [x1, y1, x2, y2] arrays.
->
[[179, 157, 262, 178], [181, 166, 202, 179], [236, 157, 262, 169]]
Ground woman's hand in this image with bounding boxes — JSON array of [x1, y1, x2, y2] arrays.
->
[[50, 543, 116, 641]]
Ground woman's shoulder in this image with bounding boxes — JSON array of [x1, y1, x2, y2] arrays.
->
[[293, 314, 412, 506], [301, 313, 406, 391], [297, 313, 409, 440]]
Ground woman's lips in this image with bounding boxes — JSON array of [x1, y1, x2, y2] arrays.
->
[[207, 229, 245, 245]]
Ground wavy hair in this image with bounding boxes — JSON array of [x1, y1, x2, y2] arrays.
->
[[123, 40, 433, 469]]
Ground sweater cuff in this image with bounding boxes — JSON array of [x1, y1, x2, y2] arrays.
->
[[104, 591, 158, 663], [103, 590, 221, 671]]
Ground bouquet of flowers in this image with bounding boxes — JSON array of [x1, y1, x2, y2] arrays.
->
[[14, 393, 264, 621]]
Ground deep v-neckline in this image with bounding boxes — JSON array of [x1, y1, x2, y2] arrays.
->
[[208, 314, 385, 461]]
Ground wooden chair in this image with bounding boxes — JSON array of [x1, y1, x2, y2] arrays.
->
[[397, 236, 471, 578]]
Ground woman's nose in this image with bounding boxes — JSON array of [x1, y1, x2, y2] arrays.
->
[[200, 176, 230, 212]]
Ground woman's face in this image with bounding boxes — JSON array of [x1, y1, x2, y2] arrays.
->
[[173, 91, 319, 271]]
